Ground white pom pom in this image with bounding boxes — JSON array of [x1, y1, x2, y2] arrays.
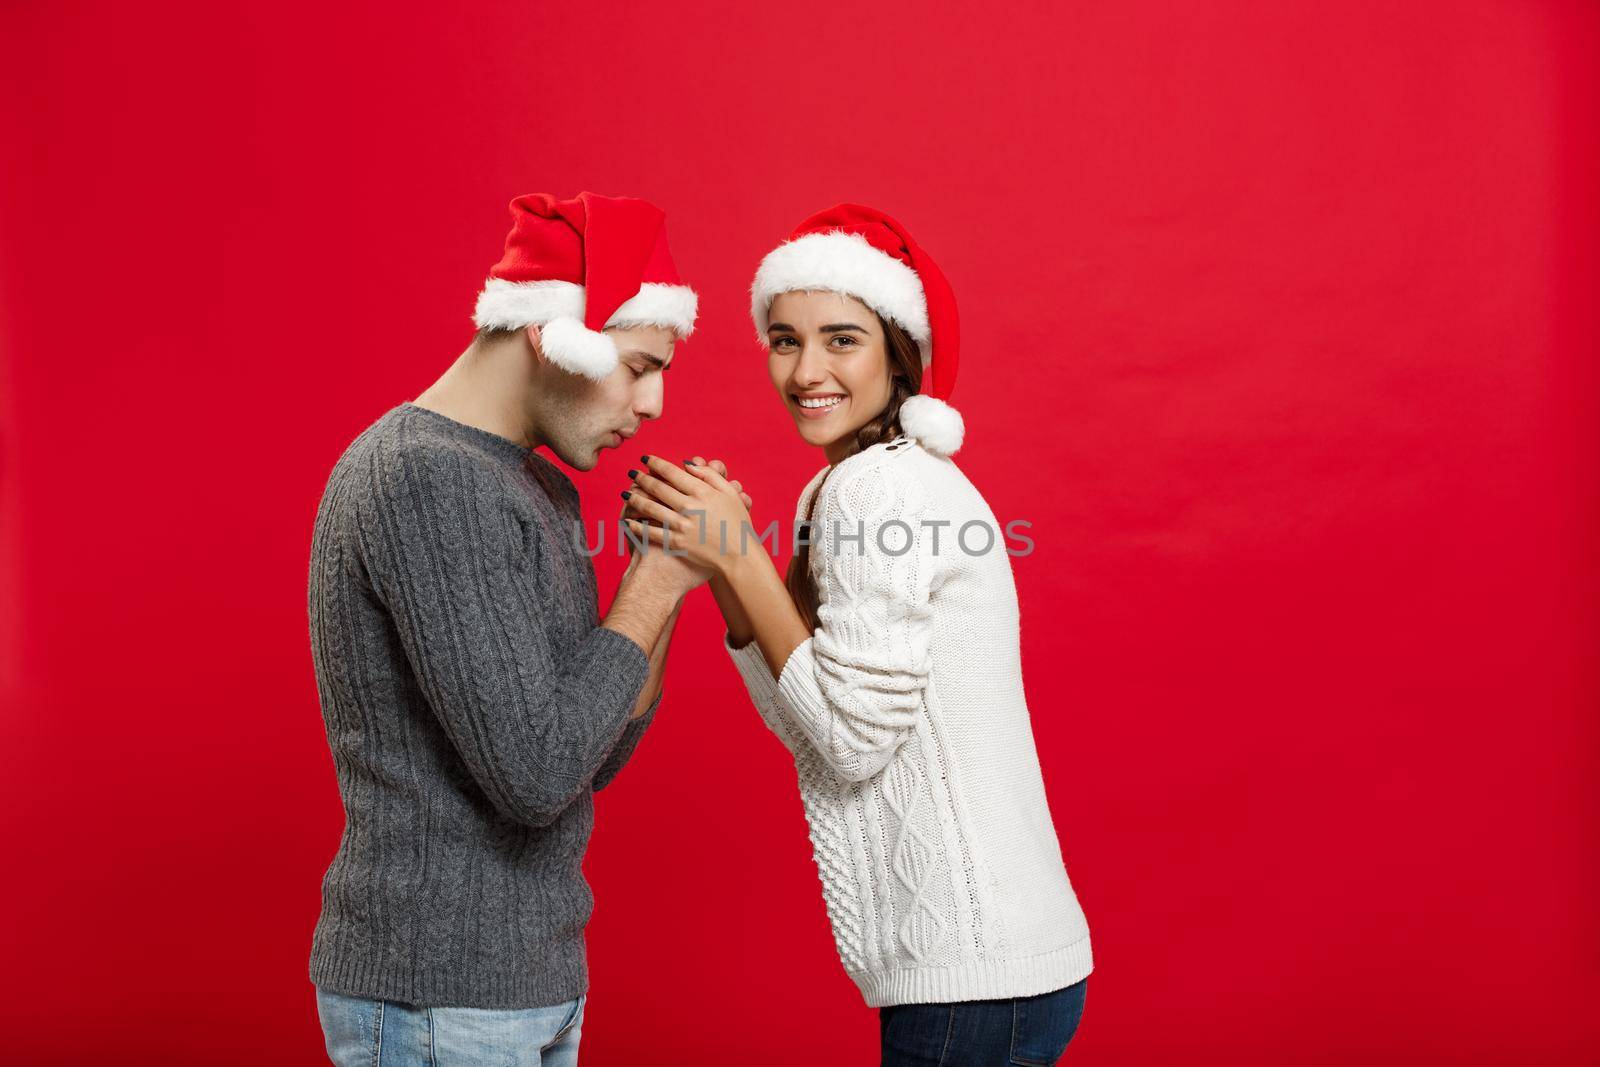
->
[[538, 317, 620, 381], [899, 394, 965, 456]]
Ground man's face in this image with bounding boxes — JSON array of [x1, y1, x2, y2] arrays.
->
[[537, 324, 675, 471]]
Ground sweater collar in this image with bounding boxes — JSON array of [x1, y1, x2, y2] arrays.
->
[[399, 402, 533, 468]]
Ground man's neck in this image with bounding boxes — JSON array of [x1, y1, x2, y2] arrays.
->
[[412, 345, 544, 450]]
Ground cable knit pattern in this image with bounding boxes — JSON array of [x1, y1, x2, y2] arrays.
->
[[781, 460, 936, 781], [724, 435, 1093, 1006], [307, 403, 658, 1010]]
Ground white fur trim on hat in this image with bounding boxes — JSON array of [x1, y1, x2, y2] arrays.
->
[[750, 231, 931, 363], [537, 316, 620, 380], [474, 279, 585, 331], [472, 278, 698, 337], [899, 394, 965, 457], [608, 281, 699, 337]]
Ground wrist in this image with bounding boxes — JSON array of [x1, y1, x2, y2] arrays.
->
[[720, 544, 772, 587]]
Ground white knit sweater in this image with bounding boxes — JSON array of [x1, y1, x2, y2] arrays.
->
[[723, 433, 1094, 1007]]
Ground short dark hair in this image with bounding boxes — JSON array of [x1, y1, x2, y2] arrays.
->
[[472, 325, 524, 347]]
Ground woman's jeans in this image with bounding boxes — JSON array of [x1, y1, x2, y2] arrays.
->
[[879, 978, 1088, 1066], [314, 986, 585, 1067]]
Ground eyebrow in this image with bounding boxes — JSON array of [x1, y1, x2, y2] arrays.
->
[[766, 322, 868, 334], [624, 350, 672, 370]]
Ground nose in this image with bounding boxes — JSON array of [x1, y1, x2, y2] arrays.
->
[[792, 339, 830, 387], [635, 375, 665, 422]]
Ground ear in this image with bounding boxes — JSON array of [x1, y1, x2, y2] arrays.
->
[[523, 323, 545, 362]]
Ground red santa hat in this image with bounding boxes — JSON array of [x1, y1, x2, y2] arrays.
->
[[750, 203, 965, 457], [473, 192, 698, 380]]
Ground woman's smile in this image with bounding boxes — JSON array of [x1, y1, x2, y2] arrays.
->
[[794, 392, 848, 419]]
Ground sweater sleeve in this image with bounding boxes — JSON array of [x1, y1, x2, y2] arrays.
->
[[365, 446, 650, 827], [771, 459, 941, 782], [724, 628, 801, 748], [592, 688, 661, 792]]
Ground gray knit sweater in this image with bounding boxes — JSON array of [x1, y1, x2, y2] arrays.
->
[[307, 402, 658, 1009]]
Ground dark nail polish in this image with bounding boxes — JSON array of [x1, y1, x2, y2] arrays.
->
[[640, 454, 651, 463], [620, 490, 631, 499], [684, 459, 697, 466], [627, 469, 639, 478]]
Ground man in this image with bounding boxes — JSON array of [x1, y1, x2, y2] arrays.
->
[[307, 192, 716, 1066]]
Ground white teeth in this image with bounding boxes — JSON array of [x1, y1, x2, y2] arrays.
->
[[798, 395, 845, 410]]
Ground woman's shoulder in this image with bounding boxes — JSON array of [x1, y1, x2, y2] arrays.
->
[[808, 435, 944, 524]]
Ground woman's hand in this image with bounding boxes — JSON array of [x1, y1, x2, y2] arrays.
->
[[623, 455, 758, 578], [692, 456, 753, 512], [621, 457, 751, 548]]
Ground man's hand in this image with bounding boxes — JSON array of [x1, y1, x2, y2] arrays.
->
[[619, 469, 707, 601]]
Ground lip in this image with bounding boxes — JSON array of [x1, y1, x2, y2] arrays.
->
[[793, 393, 847, 420]]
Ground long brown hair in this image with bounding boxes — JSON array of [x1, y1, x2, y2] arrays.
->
[[784, 311, 924, 631]]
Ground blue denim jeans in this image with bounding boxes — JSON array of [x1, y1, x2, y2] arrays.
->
[[878, 978, 1088, 1066], [314, 986, 585, 1066]]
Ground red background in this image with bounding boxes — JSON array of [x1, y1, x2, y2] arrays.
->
[[2, 3, 1597, 1064]]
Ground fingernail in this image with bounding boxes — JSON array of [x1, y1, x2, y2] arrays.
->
[[640, 454, 651, 462], [620, 490, 631, 499], [627, 469, 639, 478], [684, 459, 697, 466]]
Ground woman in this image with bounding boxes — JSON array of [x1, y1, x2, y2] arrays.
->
[[622, 204, 1093, 1065]]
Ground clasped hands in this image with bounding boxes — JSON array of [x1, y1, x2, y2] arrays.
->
[[619, 454, 758, 580]]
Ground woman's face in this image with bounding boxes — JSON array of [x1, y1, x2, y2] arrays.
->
[[766, 290, 893, 459]]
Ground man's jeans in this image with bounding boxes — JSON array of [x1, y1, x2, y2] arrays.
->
[[315, 986, 585, 1066]]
